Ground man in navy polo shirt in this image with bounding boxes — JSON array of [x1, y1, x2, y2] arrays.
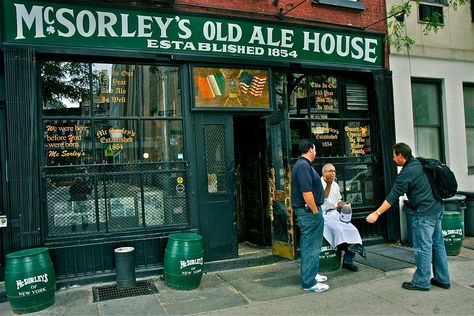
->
[[291, 140, 329, 292]]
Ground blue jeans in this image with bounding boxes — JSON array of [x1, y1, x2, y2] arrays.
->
[[337, 243, 355, 264], [411, 212, 450, 288], [295, 207, 324, 289]]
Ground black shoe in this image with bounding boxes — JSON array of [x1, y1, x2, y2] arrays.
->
[[342, 263, 359, 272], [430, 278, 450, 289], [402, 282, 429, 291]]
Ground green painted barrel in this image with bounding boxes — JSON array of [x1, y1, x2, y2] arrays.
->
[[318, 238, 341, 272], [164, 233, 204, 290], [442, 211, 464, 256], [5, 247, 56, 314]]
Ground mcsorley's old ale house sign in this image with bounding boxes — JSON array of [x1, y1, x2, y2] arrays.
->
[[3, 0, 384, 67]]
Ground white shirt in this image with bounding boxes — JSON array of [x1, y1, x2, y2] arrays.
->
[[321, 179, 342, 212], [320, 178, 362, 247]]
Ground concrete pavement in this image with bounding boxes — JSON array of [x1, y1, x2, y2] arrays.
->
[[1, 238, 473, 315]]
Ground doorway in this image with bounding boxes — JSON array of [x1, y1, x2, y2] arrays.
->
[[234, 116, 271, 247], [194, 114, 272, 262]]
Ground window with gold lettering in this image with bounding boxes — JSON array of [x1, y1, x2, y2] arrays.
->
[[344, 122, 371, 156], [93, 64, 136, 116], [309, 75, 339, 114], [44, 120, 92, 166], [286, 71, 372, 159], [41, 62, 183, 166], [94, 120, 138, 164], [281, 70, 381, 212], [40, 60, 187, 236]]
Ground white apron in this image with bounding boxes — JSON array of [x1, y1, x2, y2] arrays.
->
[[323, 210, 362, 247]]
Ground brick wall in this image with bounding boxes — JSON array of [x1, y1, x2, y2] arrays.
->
[[175, 0, 387, 34]]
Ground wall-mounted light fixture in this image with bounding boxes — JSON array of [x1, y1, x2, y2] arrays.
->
[[277, 0, 307, 20]]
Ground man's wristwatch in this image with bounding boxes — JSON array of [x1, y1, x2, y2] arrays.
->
[[376, 210, 381, 216]]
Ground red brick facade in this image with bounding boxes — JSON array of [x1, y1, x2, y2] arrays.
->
[[172, 0, 386, 33]]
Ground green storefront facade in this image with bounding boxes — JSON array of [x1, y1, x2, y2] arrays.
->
[[0, 0, 399, 284]]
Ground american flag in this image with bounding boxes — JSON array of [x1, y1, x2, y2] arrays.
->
[[239, 72, 267, 97]]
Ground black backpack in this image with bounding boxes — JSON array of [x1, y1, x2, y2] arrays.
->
[[417, 157, 458, 200]]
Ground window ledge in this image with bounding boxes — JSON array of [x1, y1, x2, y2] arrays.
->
[[312, 0, 365, 11]]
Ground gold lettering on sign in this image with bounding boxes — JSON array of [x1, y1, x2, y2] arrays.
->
[[312, 123, 339, 148], [97, 69, 134, 105], [312, 79, 337, 112], [345, 125, 370, 156], [45, 124, 89, 159], [95, 128, 136, 144]]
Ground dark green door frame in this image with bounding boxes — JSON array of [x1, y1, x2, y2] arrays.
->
[[0, 106, 10, 280]]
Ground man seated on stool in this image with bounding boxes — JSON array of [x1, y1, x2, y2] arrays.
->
[[321, 164, 366, 272]]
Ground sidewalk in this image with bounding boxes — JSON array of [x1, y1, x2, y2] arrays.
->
[[1, 238, 473, 316]]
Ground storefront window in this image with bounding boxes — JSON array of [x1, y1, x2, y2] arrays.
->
[[280, 70, 380, 212], [288, 73, 308, 118], [92, 63, 136, 116], [343, 121, 371, 156], [286, 71, 371, 159], [41, 61, 183, 167], [142, 120, 183, 162], [41, 60, 187, 237], [94, 120, 138, 164], [140, 65, 181, 117], [193, 66, 270, 108], [44, 119, 92, 166], [282, 72, 383, 213], [309, 75, 339, 114], [41, 61, 91, 114], [312, 120, 342, 157]]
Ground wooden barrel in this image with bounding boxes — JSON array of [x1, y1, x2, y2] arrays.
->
[[5, 247, 56, 314], [164, 233, 204, 290], [442, 211, 464, 256], [318, 238, 341, 272]]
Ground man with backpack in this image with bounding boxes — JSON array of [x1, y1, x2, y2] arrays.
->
[[366, 142, 451, 291]]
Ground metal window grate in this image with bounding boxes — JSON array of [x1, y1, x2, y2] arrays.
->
[[92, 280, 159, 302], [44, 162, 190, 238], [204, 124, 231, 193]]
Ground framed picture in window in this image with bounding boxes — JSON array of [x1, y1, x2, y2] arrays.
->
[[193, 67, 270, 109]]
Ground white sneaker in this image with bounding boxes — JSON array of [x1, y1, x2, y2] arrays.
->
[[315, 274, 327, 283], [304, 282, 329, 292]]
